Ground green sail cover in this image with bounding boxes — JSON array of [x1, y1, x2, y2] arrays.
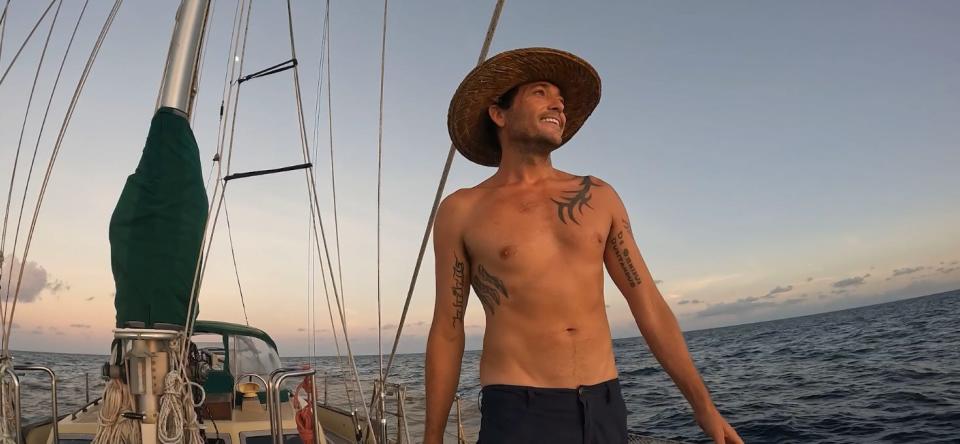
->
[[109, 107, 208, 328]]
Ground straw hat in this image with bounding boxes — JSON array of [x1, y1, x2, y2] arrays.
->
[[447, 47, 601, 167]]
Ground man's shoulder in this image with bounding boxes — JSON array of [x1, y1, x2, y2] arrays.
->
[[554, 171, 618, 197], [437, 187, 484, 224]]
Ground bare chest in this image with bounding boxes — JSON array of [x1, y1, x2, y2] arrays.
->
[[463, 187, 609, 266]]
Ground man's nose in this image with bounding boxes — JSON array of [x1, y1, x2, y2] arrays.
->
[[549, 96, 564, 113]]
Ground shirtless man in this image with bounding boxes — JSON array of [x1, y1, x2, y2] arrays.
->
[[425, 48, 742, 444]]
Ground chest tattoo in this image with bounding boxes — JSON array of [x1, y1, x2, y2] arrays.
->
[[471, 264, 509, 314], [551, 176, 600, 225]]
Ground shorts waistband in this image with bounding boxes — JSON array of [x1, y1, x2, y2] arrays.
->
[[481, 378, 620, 399]]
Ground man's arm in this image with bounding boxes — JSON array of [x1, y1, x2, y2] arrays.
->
[[601, 186, 743, 443], [424, 193, 471, 444], [600, 187, 717, 415]]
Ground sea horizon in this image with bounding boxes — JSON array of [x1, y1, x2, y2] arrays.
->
[[10, 287, 955, 359]]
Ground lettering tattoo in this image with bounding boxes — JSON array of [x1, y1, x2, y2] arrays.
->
[[552, 176, 600, 225], [471, 264, 509, 314], [451, 254, 466, 327], [609, 229, 642, 287]]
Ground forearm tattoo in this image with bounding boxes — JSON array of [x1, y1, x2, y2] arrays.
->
[[471, 264, 509, 314], [451, 254, 467, 327], [552, 176, 600, 225], [610, 224, 642, 287]]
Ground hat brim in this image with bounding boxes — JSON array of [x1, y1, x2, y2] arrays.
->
[[447, 48, 601, 167]]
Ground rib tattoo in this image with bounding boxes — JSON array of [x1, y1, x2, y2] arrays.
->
[[552, 176, 599, 225], [451, 254, 466, 327], [471, 264, 509, 314]]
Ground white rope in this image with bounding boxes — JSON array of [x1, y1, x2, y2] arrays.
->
[[157, 370, 204, 444], [157, 372, 185, 444], [0, 359, 16, 444], [92, 378, 141, 444]]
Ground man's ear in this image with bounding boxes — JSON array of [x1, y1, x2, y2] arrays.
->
[[488, 105, 506, 129]]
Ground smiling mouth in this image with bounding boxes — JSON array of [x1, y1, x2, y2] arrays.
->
[[540, 116, 562, 128]]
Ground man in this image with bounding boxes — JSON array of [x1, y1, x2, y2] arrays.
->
[[425, 47, 742, 444]]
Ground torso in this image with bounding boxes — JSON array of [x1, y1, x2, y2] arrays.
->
[[456, 173, 618, 388]]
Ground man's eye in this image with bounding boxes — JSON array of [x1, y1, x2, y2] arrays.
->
[[534, 89, 545, 95]]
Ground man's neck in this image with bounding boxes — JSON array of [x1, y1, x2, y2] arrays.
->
[[491, 143, 559, 185]]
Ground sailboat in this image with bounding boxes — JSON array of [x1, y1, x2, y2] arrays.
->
[[0, 1, 690, 443], [3, 0, 386, 443]]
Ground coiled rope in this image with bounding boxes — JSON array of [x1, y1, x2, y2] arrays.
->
[[92, 378, 141, 444]]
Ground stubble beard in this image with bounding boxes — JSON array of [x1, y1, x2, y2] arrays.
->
[[507, 124, 562, 157]]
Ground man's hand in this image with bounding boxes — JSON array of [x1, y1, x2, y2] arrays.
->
[[695, 406, 743, 444]]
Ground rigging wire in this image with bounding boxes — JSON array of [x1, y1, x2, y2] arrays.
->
[[179, 0, 253, 365], [0, 1, 63, 332], [318, 0, 357, 410], [382, 0, 507, 382], [222, 198, 249, 325], [0, 0, 57, 88], [307, 0, 331, 375], [374, 0, 389, 434], [0, 0, 62, 330], [0, 0, 10, 62], [283, 0, 376, 436], [3, 0, 88, 335], [2, 0, 124, 352], [189, 0, 216, 127], [203, 0, 244, 194]]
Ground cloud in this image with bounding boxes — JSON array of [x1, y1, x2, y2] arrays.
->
[[654, 280, 663, 285], [832, 274, 870, 288], [764, 285, 793, 298], [936, 266, 959, 274], [413, 321, 426, 327], [69, 324, 91, 329], [85, 296, 95, 302], [806, 277, 813, 282], [381, 324, 396, 330], [678, 299, 703, 305], [45, 279, 70, 294], [297, 328, 306, 332], [696, 296, 779, 318], [1, 255, 50, 303], [891, 266, 925, 277]]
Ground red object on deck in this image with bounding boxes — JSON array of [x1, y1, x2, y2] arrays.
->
[[292, 366, 316, 443]]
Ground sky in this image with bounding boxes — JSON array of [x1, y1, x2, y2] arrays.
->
[[0, 0, 957, 357]]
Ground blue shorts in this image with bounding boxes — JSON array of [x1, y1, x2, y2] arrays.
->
[[478, 378, 628, 444]]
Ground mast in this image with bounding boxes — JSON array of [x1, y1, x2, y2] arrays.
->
[[101, 2, 211, 443], [157, 0, 210, 118]]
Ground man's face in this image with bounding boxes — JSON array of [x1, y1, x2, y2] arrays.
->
[[490, 81, 567, 150]]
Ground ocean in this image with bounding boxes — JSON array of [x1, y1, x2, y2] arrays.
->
[[7, 289, 958, 443]]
